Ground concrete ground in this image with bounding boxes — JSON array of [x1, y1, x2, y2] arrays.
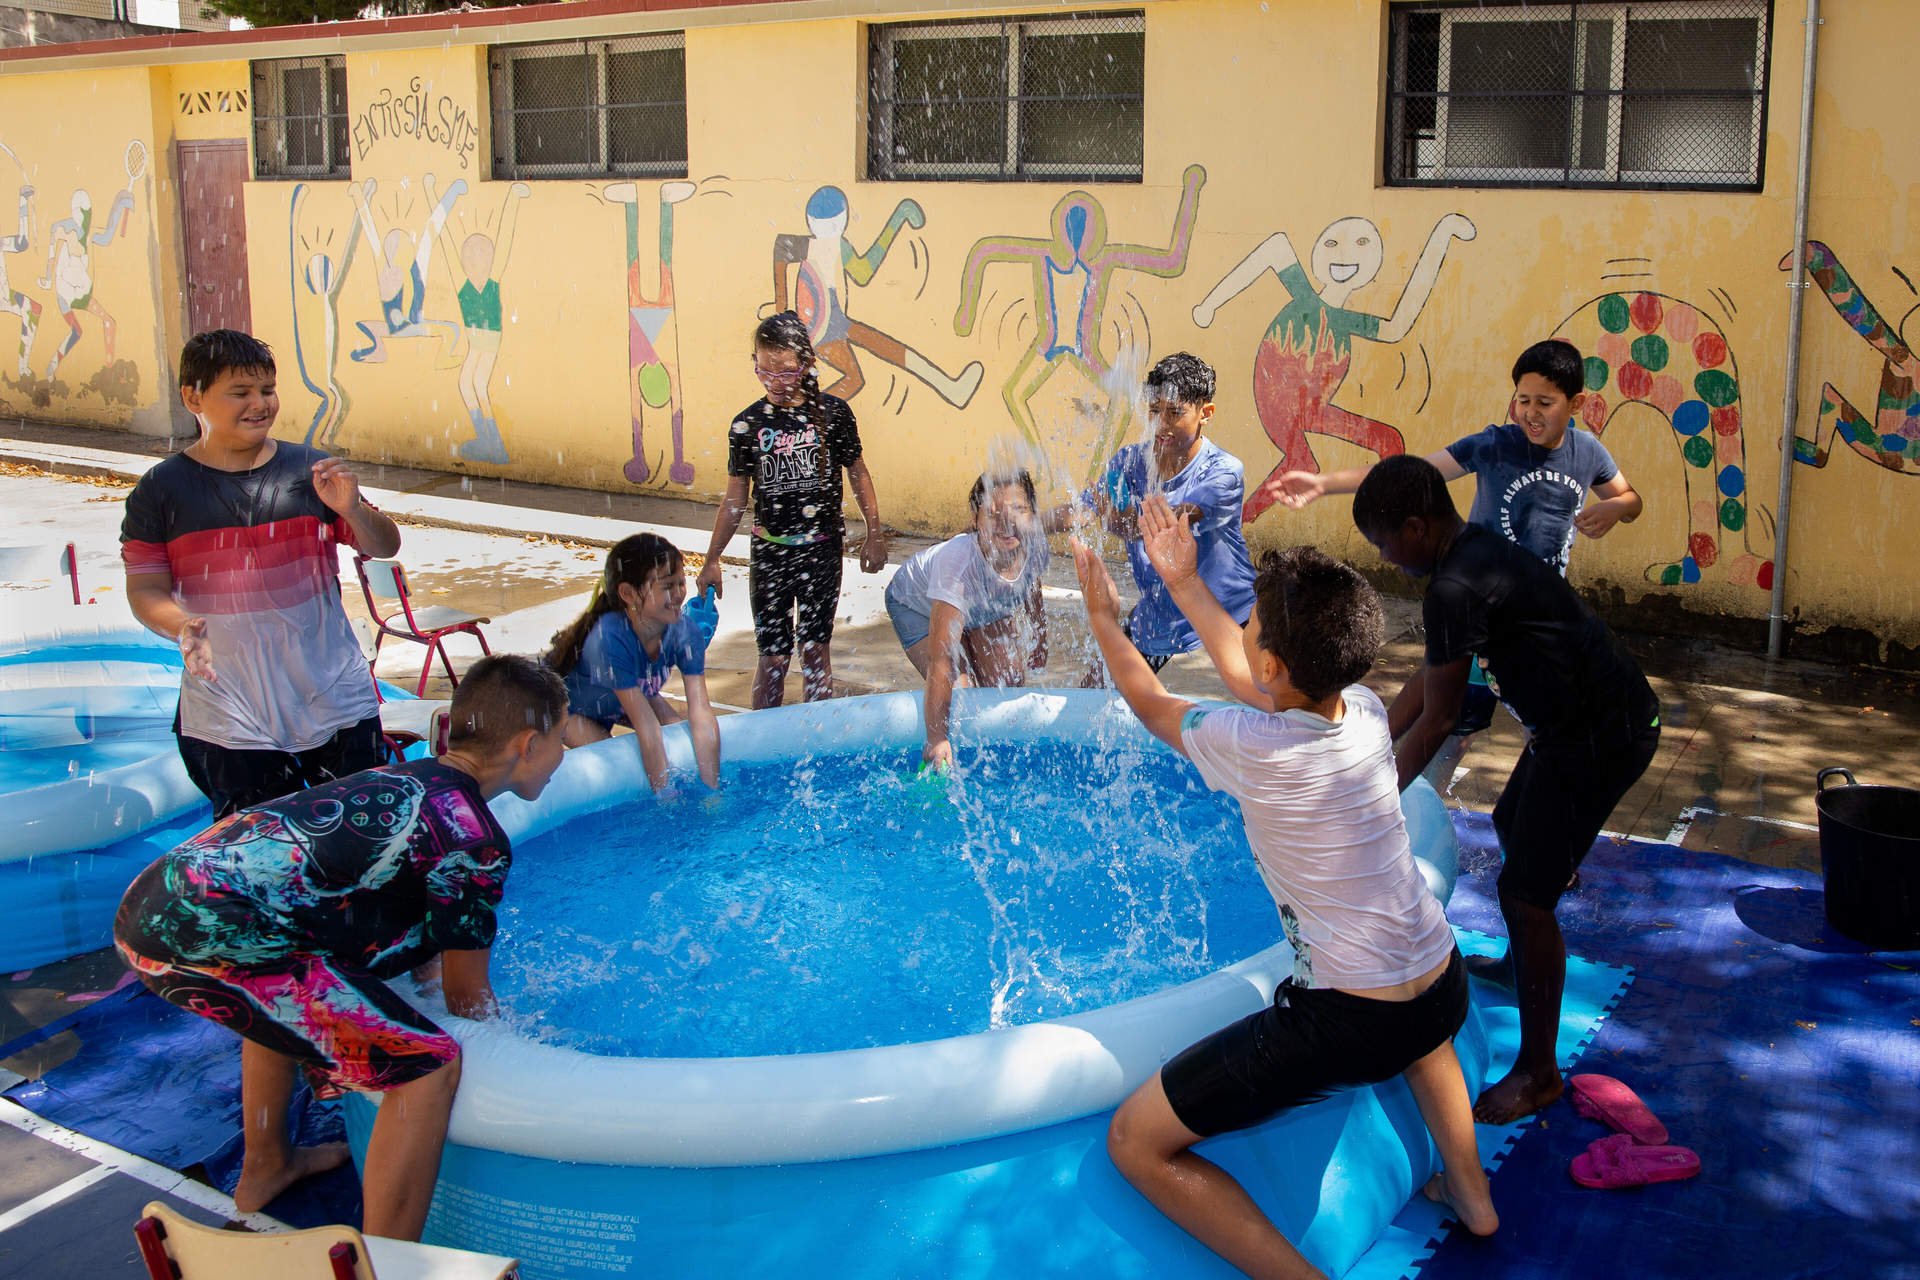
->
[[3, 419, 1918, 1275]]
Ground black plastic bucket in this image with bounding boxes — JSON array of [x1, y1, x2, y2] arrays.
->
[[1815, 768, 1920, 949]]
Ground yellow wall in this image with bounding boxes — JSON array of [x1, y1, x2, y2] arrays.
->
[[3, 0, 1918, 656]]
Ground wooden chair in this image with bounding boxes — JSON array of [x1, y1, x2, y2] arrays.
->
[[354, 556, 492, 698], [0, 541, 82, 604], [132, 1201, 520, 1280]]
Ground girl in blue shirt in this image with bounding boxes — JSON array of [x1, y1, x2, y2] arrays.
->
[[548, 533, 720, 791]]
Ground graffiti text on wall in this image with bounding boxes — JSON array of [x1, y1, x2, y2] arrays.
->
[[351, 78, 479, 171]]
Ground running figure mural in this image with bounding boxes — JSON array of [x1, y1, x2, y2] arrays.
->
[[1783, 239, 1920, 475], [608, 180, 696, 486]]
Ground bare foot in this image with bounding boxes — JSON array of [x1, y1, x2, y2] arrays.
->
[[234, 1142, 351, 1214], [1463, 951, 1516, 990], [1473, 1068, 1563, 1125], [1423, 1171, 1500, 1237]]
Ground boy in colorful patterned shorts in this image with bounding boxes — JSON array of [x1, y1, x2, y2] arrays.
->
[[113, 655, 568, 1240]]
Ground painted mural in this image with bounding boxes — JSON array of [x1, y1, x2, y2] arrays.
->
[[1195, 212, 1475, 522], [40, 143, 144, 393], [954, 164, 1205, 477], [289, 182, 358, 447], [435, 179, 528, 464], [1784, 240, 1920, 475], [769, 186, 982, 410], [1552, 289, 1773, 590], [603, 179, 696, 487], [347, 176, 463, 368], [0, 177, 39, 379]]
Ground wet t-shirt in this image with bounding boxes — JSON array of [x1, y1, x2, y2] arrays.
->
[[1447, 424, 1619, 574], [887, 531, 1050, 630], [115, 761, 512, 979], [726, 394, 864, 548], [563, 610, 709, 725]]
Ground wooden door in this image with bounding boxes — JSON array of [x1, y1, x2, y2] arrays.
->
[[177, 139, 252, 336]]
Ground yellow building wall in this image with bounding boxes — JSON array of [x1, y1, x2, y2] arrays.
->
[[3, 0, 1917, 656]]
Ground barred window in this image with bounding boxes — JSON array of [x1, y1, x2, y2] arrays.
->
[[1386, 2, 1769, 190], [489, 34, 687, 180], [252, 56, 349, 180], [868, 11, 1144, 182]]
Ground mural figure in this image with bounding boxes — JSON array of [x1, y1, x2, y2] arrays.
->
[[1782, 240, 1920, 475], [769, 186, 982, 408], [1553, 290, 1772, 589], [608, 180, 695, 486], [348, 176, 463, 365], [955, 164, 1207, 469], [1, 183, 39, 378], [288, 183, 359, 447], [1193, 212, 1475, 521], [37, 183, 136, 382], [430, 177, 530, 465]]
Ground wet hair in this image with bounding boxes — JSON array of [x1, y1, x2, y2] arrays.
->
[[1251, 546, 1384, 700], [179, 329, 275, 393], [545, 533, 686, 675], [967, 468, 1038, 516], [1352, 454, 1459, 539], [753, 310, 823, 409], [1145, 352, 1216, 407], [1511, 338, 1585, 400], [446, 654, 568, 754]]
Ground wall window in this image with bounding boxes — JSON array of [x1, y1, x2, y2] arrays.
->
[[1386, 2, 1769, 190], [489, 34, 687, 179], [868, 11, 1144, 182], [252, 56, 349, 180]]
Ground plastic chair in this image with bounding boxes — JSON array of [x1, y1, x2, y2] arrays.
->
[[0, 541, 82, 604], [379, 698, 452, 760], [354, 555, 492, 697], [132, 1201, 520, 1279]]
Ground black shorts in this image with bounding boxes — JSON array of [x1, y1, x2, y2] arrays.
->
[[1121, 616, 1173, 673], [1493, 702, 1661, 910], [1161, 949, 1468, 1139], [748, 541, 843, 656], [177, 715, 384, 819], [1452, 681, 1497, 736]]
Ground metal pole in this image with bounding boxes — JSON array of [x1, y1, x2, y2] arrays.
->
[[1769, 0, 1821, 660]]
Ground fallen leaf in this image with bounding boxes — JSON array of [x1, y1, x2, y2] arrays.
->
[[1794, 1019, 1818, 1031]]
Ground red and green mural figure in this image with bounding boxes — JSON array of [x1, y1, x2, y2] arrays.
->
[[1781, 240, 1920, 474], [1193, 213, 1475, 523], [1559, 290, 1772, 589]]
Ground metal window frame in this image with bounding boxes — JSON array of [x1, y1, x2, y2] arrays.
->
[[251, 55, 350, 181], [1389, 0, 1770, 192], [868, 10, 1145, 184], [490, 32, 688, 181]]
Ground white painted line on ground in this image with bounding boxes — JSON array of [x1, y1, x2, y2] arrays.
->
[[0, 1099, 286, 1232], [0, 1164, 116, 1233], [1664, 805, 1819, 846]]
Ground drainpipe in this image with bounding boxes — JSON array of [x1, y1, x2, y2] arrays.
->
[[1769, 0, 1821, 660]]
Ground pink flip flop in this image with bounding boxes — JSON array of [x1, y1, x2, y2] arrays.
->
[[1568, 1072, 1670, 1145], [1570, 1133, 1701, 1189]]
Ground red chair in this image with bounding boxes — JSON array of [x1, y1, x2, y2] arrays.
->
[[0, 541, 82, 604], [354, 555, 492, 697]]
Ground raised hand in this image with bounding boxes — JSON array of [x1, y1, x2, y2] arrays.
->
[[310, 457, 364, 516], [1138, 495, 1199, 589], [1071, 538, 1126, 628]]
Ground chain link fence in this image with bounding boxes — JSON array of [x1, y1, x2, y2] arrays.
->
[[489, 33, 686, 180], [252, 55, 350, 180]]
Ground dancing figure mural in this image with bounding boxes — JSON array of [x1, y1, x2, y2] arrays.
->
[[1194, 212, 1474, 521], [348, 176, 463, 365], [1783, 240, 1920, 475], [770, 185, 982, 409], [432, 178, 530, 465], [38, 184, 136, 381], [0, 183, 39, 378], [609, 180, 695, 486], [955, 164, 1206, 471], [288, 183, 359, 447]]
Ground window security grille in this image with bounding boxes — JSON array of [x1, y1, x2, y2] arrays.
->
[[489, 34, 687, 180], [868, 11, 1145, 182], [1386, 1, 1770, 191], [253, 56, 350, 181]]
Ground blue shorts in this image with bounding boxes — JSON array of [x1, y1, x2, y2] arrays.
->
[[885, 578, 932, 651]]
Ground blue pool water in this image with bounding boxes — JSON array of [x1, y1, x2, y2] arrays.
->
[[494, 740, 1281, 1058]]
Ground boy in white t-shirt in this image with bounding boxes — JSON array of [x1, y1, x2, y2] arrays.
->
[[1071, 495, 1496, 1276]]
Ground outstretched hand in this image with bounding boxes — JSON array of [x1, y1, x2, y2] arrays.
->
[[1259, 470, 1325, 511], [310, 458, 364, 516], [1071, 538, 1126, 629], [1138, 496, 1199, 590]]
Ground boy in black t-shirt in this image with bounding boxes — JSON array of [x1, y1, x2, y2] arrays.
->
[[1353, 456, 1660, 1125], [698, 311, 886, 708]]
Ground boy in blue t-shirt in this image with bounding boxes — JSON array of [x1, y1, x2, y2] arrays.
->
[[1049, 352, 1257, 673]]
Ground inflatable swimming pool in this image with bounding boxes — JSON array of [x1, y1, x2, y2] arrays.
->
[[347, 689, 1486, 1278]]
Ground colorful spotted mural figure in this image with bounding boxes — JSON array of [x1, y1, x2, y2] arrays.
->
[[954, 164, 1206, 473], [769, 186, 983, 409], [1194, 212, 1475, 522], [37, 183, 136, 382], [607, 180, 695, 487], [289, 183, 359, 447], [1554, 290, 1772, 589], [0, 183, 39, 379], [348, 176, 463, 366], [431, 178, 530, 466], [1781, 240, 1920, 475]]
